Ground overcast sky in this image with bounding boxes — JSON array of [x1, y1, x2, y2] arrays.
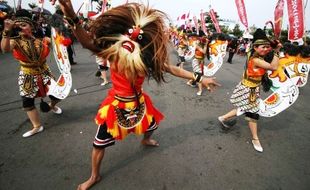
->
[[8, 0, 310, 30]]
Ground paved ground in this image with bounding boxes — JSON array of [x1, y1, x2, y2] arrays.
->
[[0, 43, 309, 190]]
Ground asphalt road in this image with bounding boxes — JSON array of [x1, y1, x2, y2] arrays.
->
[[0, 43, 309, 190]]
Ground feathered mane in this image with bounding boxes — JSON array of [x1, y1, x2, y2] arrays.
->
[[90, 3, 169, 84]]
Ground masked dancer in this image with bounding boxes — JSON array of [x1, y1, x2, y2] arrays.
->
[[51, 1, 220, 189]]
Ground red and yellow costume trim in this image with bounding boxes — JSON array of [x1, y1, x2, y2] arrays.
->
[[242, 58, 266, 88], [95, 69, 164, 140], [95, 91, 163, 140]]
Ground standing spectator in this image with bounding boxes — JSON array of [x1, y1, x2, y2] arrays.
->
[[227, 39, 238, 64]]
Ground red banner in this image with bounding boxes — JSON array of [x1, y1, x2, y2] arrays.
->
[[200, 10, 208, 35], [287, 0, 304, 40], [187, 11, 190, 19], [274, 0, 284, 39], [180, 13, 186, 20], [193, 16, 199, 34], [209, 9, 221, 33], [235, 0, 248, 29]]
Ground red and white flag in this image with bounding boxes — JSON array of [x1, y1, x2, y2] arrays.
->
[[274, 0, 285, 39], [209, 9, 221, 33], [287, 0, 304, 41], [180, 13, 186, 20], [200, 10, 208, 35], [193, 16, 199, 34], [235, 0, 248, 29]]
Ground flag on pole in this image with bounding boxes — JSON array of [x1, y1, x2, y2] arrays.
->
[[235, 0, 249, 29], [209, 9, 221, 33], [287, 0, 304, 41], [274, 0, 285, 39], [193, 16, 199, 34], [180, 13, 186, 20], [200, 10, 208, 35]]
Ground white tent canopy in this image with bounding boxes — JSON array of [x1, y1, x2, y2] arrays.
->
[[242, 31, 253, 39]]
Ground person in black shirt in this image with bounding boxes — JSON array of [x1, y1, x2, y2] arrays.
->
[[227, 39, 238, 64]]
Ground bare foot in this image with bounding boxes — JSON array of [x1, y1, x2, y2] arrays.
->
[[77, 176, 102, 190], [141, 138, 159, 147]]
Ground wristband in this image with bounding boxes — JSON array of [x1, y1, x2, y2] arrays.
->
[[2, 29, 12, 38]]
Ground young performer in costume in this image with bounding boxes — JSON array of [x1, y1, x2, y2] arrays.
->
[[187, 36, 208, 95], [176, 32, 188, 69], [1, 9, 62, 138], [50, 1, 220, 189], [218, 29, 281, 153], [95, 56, 110, 86]]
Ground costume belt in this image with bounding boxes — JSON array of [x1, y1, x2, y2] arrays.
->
[[194, 55, 204, 60], [241, 77, 262, 88], [20, 62, 49, 75], [19, 60, 46, 68], [114, 93, 142, 102]]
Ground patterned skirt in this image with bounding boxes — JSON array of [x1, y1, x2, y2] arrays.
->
[[230, 82, 260, 113], [18, 69, 52, 98], [192, 58, 204, 73], [95, 90, 164, 140]]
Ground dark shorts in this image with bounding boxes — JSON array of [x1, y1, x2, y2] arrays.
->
[[98, 65, 109, 71], [93, 118, 158, 149], [22, 95, 60, 110], [245, 112, 260, 122], [179, 56, 185, 62]]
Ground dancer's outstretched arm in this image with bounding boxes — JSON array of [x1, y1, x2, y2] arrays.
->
[[164, 63, 220, 92], [1, 19, 15, 52], [50, 0, 101, 53]]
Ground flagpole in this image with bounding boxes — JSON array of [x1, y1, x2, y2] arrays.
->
[[76, 2, 84, 14]]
